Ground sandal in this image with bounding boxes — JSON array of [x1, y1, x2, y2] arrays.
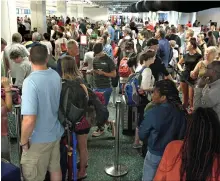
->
[[77, 173, 87, 181]]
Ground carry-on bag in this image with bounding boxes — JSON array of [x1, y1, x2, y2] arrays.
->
[[121, 95, 138, 135]]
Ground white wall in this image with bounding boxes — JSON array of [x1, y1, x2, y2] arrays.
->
[[67, 6, 78, 18], [178, 12, 196, 25], [83, 7, 108, 21], [1, 0, 17, 44], [197, 8, 220, 27]]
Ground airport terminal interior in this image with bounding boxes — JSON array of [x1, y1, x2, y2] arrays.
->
[[1, 0, 220, 181]]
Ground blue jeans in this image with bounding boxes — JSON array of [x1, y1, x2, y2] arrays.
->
[[93, 88, 112, 106], [142, 151, 162, 181]]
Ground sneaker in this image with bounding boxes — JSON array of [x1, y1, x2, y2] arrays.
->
[[92, 128, 104, 137], [133, 143, 142, 149]]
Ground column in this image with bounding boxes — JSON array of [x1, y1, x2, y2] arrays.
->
[[178, 12, 197, 25], [168, 11, 179, 26], [1, 0, 17, 44], [67, 6, 78, 19], [77, 4, 84, 19], [57, 1, 67, 22], [30, 0, 47, 34]]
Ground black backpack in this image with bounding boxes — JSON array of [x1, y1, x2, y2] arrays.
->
[[58, 79, 88, 131]]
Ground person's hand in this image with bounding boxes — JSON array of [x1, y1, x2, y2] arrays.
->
[[138, 88, 145, 95], [94, 70, 105, 76], [22, 144, 29, 153], [1, 77, 10, 89], [197, 77, 210, 88], [190, 71, 197, 79]]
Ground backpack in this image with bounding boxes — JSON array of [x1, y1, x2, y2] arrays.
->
[[119, 52, 132, 78], [58, 79, 88, 131], [124, 67, 146, 106]]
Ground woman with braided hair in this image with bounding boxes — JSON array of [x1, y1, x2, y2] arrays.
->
[[139, 79, 187, 181], [154, 107, 220, 181]]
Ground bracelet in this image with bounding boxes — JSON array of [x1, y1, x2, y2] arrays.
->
[[20, 142, 28, 147]]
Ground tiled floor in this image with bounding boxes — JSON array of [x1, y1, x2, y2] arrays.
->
[[9, 95, 144, 181]]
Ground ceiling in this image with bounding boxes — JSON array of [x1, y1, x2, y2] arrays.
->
[[16, 0, 136, 9], [91, 0, 136, 11]]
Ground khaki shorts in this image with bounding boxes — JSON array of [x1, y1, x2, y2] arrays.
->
[[20, 139, 60, 181]]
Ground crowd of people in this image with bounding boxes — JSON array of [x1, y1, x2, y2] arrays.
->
[[1, 14, 220, 181]]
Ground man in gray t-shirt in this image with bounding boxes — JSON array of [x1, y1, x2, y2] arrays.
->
[[4, 33, 29, 82], [9, 45, 31, 88]]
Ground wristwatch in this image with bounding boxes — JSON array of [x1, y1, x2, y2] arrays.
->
[[20, 142, 28, 147]]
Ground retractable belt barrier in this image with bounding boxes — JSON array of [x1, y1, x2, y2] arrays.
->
[[104, 100, 128, 177]]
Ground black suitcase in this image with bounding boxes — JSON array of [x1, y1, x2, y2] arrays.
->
[[120, 96, 138, 136]]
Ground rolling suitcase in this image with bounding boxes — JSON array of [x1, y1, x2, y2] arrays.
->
[[121, 95, 138, 136]]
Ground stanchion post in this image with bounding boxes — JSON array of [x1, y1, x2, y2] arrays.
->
[[14, 105, 22, 164], [114, 100, 120, 170], [104, 100, 128, 177], [112, 87, 116, 106]]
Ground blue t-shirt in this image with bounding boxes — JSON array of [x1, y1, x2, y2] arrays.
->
[[21, 68, 64, 143]]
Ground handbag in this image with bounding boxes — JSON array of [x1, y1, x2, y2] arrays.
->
[[1, 88, 21, 105]]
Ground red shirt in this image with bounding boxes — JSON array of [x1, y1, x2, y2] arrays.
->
[[187, 23, 192, 27], [146, 24, 154, 31], [58, 21, 64, 27]]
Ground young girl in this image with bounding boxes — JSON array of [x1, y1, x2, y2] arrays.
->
[[61, 56, 90, 180], [133, 49, 155, 148]]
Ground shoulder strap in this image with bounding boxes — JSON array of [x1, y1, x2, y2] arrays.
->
[[60, 81, 70, 118], [139, 66, 146, 74]]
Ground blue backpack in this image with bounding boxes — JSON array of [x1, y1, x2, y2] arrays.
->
[[124, 67, 146, 106]]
